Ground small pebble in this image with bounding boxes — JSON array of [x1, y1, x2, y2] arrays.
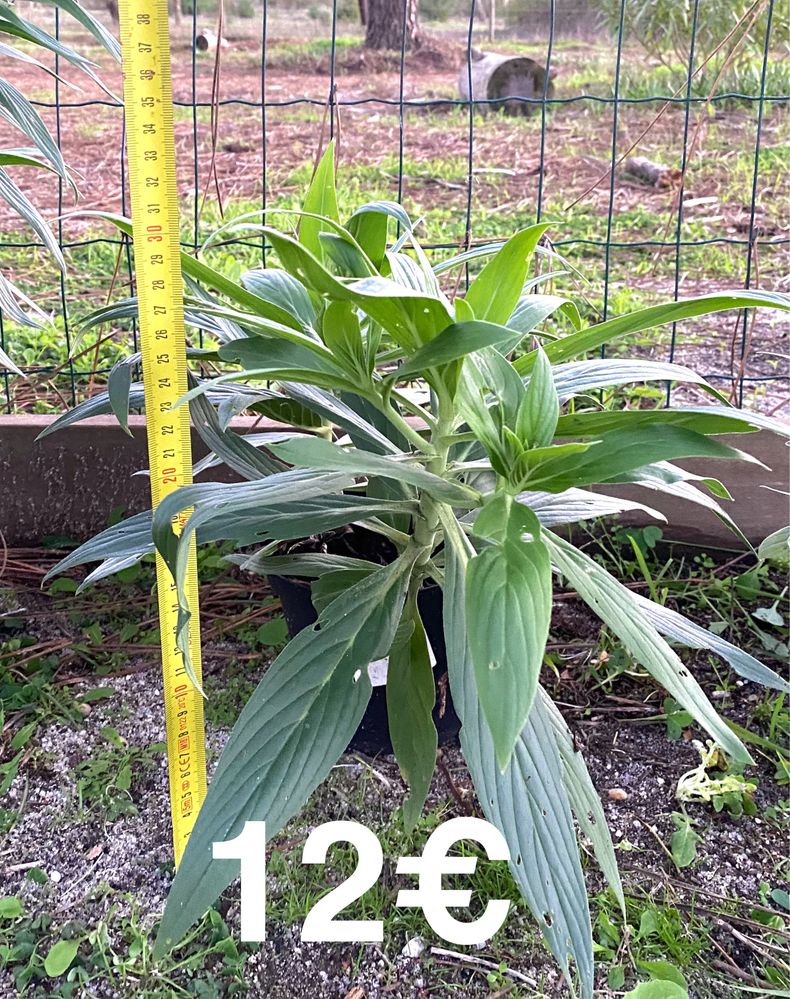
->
[[607, 787, 628, 801], [402, 936, 425, 958]]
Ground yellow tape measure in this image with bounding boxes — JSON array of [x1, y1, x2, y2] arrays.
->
[[118, 0, 207, 865]]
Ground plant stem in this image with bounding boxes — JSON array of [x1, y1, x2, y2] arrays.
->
[[364, 392, 434, 455]]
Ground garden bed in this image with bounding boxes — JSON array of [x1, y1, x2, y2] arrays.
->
[[1, 540, 788, 997]]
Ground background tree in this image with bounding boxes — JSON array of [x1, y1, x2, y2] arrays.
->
[[365, 0, 421, 51]]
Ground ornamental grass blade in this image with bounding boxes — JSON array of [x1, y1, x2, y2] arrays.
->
[[154, 553, 415, 957]]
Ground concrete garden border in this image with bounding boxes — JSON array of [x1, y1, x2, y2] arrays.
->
[[1, 416, 786, 548]]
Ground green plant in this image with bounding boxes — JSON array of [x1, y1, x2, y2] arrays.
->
[[0, 0, 118, 360], [676, 740, 759, 817], [72, 727, 165, 822], [44, 144, 790, 998], [594, 0, 785, 69]]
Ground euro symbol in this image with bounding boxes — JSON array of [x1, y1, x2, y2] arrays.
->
[[395, 817, 511, 945]]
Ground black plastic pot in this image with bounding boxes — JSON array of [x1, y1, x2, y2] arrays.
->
[[268, 574, 461, 755]]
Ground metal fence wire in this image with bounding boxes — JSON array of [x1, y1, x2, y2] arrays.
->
[[0, 0, 787, 415]]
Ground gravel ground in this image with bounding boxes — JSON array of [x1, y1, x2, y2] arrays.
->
[[2, 646, 788, 998]]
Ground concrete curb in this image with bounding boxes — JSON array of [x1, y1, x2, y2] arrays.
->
[[1, 415, 787, 548]]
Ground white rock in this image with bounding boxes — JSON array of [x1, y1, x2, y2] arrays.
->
[[402, 936, 426, 958]]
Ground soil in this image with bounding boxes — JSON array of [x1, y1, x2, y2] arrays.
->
[[1, 549, 788, 998]]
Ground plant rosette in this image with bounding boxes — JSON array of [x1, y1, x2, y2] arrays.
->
[[43, 143, 790, 998]]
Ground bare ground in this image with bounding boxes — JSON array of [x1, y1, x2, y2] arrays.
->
[[1, 553, 788, 998], [0, 27, 787, 414]]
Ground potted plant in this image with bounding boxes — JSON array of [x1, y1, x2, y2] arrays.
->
[[45, 145, 790, 997]]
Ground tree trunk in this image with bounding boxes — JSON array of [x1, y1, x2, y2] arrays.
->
[[170, 0, 183, 27], [365, 0, 421, 51]]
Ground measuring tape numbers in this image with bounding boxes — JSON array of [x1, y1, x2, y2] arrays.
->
[[117, 0, 207, 865]]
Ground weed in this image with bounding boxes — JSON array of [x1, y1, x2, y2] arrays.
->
[[71, 728, 165, 823], [0, 892, 249, 996], [676, 740, 758, 817]]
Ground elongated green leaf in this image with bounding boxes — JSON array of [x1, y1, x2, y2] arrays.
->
[[107, 354, 136, 434], [79, 554, 144, 591], [49, 480, 404, 590], [440, 510, 593, 999], [216, 337, 359, 392], [527, 426, 755, 492], [508, 293, 582, 335], [73, 213, 314, 324], [191, 431, 296, 477], [214, 495, 415, 544], [282, 383, 400, 454], [0, 42, 71, 82], [554, 407, 763, 439], [35, 380, 274, 439], [393, 320, 524, 383], [84, 212, 450, 351], [541, 691, 625, 915], [633, 592, 790, 693], [456, 345, 527, 476], [36, 382, 142, 437], [299, 141, 339, 259], [516, 488, 665, 527], [154, 553, 416, 956], [467, 496, 552, 770], [546, 534, 751, 764], [0, 168, 65, 270], [232, 551, 379, 578], [319, 231, 376, 278], [516, 292, 790, 373], [432, 241, 503, 276], [241, 268, 316, 330], [464, 224, 550, 324], [0, 6, 110, 91], [551, 359, 714, 402], [0, 147, 55, 170], [758, 526, 790, 565], [618, 461, 746, 541], [261, 226, 453, 349], [34, 0, 120, 59], [387, 602, 437, 829], [321, 300, 366, 373], [188, 385, 286, 479], [0, 269, 47, 331], [270, 436, 480, 507], [515, 347, 558, 448], [0, 342, 22, 375], [386, 248, 441, 297], [0, 78, 70, 183], [45, 511, 155, 579], [346, 200, 413, 268]]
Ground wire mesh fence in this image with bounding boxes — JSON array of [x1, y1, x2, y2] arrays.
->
[[0, 0, 787, 415]]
